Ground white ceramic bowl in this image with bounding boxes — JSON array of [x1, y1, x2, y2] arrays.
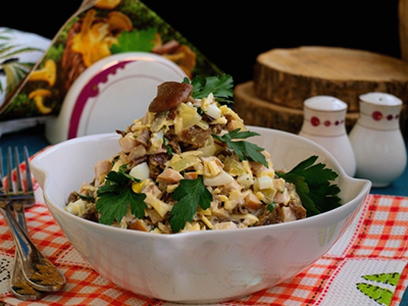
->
[[31, 126, 371, 303]]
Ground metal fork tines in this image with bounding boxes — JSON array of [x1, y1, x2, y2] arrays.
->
[[0, 146, 65, 298]]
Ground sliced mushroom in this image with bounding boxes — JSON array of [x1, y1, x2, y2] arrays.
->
[[28, 89, 52, 114], [148, 82, 193, 113], [28, 60, 57, 86]]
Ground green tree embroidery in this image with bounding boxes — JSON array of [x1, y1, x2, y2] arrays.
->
[[356, 283, 393, 306], [356, 272, 401, 306], [362, 273, 400, 286]]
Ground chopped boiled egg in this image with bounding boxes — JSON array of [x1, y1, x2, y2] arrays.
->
[[129, 162, 150, 180], [205, 103, 221, 119], [255, 176, 274, 190]]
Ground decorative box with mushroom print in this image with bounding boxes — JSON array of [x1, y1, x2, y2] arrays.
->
[[0, 0, 221, 121]]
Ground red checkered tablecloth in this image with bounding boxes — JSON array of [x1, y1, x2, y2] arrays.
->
[[0, 194, 407, 305]]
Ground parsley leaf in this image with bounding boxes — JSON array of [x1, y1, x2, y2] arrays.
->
[[267, 203, 276, 212], [213, 129, 268, 167], [76, 192, 95, 202], [96, 170, 146, 225], [110, 28, 156, 54], [169, 176, 212, 232], [185, 75, 233, 102], [277, 156, 341, 216], [163, 137, 174, 156]]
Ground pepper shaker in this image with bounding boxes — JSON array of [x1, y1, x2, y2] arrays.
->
[[299, 96, 356, 176], [349, 92, 407, 187]]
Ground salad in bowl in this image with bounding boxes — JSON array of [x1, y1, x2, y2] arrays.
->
[[31, 75, 370, 302], [66, 75, 341, 233]]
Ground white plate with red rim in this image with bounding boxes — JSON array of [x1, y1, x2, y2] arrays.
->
[[45, 52, 186, 144]]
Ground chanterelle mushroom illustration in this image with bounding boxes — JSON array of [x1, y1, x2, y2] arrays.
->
[[164, 45, 196, 77], [107, 11, 133, 32], [95, 0, 121, 10], [72, 10, 117, 67], [29, 89, 52, 114], [28, 60, 57, 86]]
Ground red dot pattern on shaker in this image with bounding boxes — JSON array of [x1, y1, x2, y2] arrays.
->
[[372, 111, 383, 121], [387, 114, 393, 121], [311, 116, 320, 126], [310, 117, 345, 127]]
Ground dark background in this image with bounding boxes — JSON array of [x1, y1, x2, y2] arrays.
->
[[1, 0, 401, 84]]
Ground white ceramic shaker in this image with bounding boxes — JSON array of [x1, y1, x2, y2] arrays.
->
[[299, 96, 356, 176], [349, 92, 407, 187]]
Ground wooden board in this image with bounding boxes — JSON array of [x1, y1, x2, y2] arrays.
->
[[254, 47, 408, 112], [400, 0, 408, 61], [235, 81, 359, 134]]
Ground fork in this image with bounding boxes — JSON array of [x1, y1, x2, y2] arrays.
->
[[7, 147, 43, 300], [0, 146, 65, 295]]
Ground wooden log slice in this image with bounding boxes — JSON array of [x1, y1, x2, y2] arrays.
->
[[254, 47, 408, 112], [400, 0, 408, 61], [235, 81, 359, 134]]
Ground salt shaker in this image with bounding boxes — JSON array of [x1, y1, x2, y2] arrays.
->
[[349, 92, 407, 187], [299, 96, 356, 176]]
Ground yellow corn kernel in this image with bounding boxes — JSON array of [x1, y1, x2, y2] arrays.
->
[[132, 180, 145, 193]]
